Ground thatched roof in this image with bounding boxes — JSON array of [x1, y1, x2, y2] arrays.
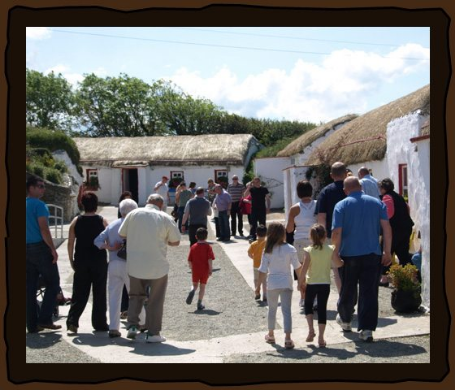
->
[[277, 114, 358, 157], [306, 84, 430, 166], [73, 134, 260, 167]]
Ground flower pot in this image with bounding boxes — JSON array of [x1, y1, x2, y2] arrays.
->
[[391, 287, 422, 313]]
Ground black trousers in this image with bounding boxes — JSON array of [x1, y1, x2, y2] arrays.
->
[[67, 258, 108, 330], [249, 209, 266, 240], [189, 224, 207, 247], [230, 201, 244, 236], [382, 230, 412, 275], [304, 284, 330, 324]]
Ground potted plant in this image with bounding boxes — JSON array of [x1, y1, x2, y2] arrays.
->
[[387, 263, 421, 313]]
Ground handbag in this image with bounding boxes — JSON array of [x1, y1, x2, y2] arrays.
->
[[117, 240, 127, 260]]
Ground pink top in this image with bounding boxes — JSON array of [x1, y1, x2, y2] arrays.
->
[[382, 194, 395, 219]]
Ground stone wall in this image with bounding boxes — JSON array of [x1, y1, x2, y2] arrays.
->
[[26, 172, 79, 223]]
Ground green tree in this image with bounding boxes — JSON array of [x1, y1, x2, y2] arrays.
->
[[75, 73, 167, 137], [156, 81, 224, 135], [26, 68, 76, 131]]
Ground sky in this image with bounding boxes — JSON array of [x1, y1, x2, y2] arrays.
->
[[26, 27, 430, 124]]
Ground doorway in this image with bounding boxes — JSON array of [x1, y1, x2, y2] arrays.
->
[[122, 168, 139, 203]]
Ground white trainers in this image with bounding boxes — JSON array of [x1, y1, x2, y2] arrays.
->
[[336, 314, 352, 332], [359, 330, 373, 342], [146, 334, 167, 343], [127, 325, 138, 339], [299, 299, 305, 308]]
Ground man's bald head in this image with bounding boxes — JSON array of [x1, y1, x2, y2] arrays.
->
[[343, 176, 362, 194], [330, 162, 347, 180]]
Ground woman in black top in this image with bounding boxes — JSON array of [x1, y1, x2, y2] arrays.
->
[[378, 178, 414, 286], [66, 192, 109, 334]]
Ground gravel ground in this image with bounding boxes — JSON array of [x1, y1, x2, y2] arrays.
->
[[26, 209, 429, 363]]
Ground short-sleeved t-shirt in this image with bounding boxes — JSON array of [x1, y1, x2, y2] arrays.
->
[[332, 191, 388, 257], [188, 242, 215, 275], [315, 181, 346, 238], [178, 189, 193, 207], [26, 197, 49, 244], [250, 186, 269, 212], [248, 238, 266, 268], [258, 243, 301, 290]]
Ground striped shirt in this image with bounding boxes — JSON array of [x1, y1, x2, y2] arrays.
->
[[227, 182, 245, 202]]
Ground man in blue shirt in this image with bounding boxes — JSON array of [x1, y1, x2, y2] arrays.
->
[[213, 184, 232, 242], [331, 176, 392, 342], [26, 176, 61, 333], [358, 167, 381, 199]]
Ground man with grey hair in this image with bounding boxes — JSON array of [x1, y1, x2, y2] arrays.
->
[[94, 198, 145, 338], [181, 187, 212, 247], [119, 193, 181, 343], [358, 167, 380, 199]]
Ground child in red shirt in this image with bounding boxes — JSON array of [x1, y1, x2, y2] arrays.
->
[[186, 228, 215, 310]]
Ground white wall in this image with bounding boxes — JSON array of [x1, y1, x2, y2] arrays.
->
[[387, 112, 430, 308], [255, 157, 291, 209], [347, 160, 389, 183], [283, 165, 318, 222], [52, 150, 84, 185], [80, 164, 247, 206]]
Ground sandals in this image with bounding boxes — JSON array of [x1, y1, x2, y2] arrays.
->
[[285, 339, 295, 349], [265, 334, 275, 344], [318, 339, 327, 348], [306, 331, 316, 342]]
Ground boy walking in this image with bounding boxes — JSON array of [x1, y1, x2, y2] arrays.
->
[[186, 228, 215, 310], [248, 224, 267, 302]]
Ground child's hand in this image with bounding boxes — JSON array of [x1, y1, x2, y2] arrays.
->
[[298, 282, 306, 293]]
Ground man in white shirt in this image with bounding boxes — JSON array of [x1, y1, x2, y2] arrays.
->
[[358, 167, 380, 199], [154, 176, 170, 210], [119, 194, 181, 343]]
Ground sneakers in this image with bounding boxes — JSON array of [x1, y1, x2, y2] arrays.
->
[[359, 330, 374, 342], [186, 289, 196, 305], [299, 299, 305, 308], [146, 334, 167, 343], [255, 293, 261, 300], [336, 314, 352, 332], [127, 325, 138, 339], [197, 303, 205, 310]]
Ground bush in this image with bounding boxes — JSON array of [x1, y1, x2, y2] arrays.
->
[[54, 160, 68, 174], [387, 263, 420, 292], [26, 126, 80, 166], [45, 168, 63, 184], [28, 163, 45, 179]]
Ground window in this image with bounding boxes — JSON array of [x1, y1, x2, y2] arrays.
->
[[215, 170, 228, 188], [398, 164, 408, 201], [86, 169, 99, 188], [169, 171, 184, 188]]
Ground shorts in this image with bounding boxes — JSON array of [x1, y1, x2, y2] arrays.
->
[[192, 271, 209, 284]]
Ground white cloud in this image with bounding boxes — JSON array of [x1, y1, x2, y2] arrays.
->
[[167, 44, 429, 123], [43, 65, 109, 86], [26, 27, 52, 40]]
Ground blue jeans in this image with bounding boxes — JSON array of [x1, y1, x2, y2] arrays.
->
[[177, 206, 187, 232], [218, 210, 230, 240], [26, 241, 60, 331], [338, 253, 382, 331]]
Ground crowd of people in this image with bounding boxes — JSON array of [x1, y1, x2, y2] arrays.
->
[[26, 162, 419, 347]]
